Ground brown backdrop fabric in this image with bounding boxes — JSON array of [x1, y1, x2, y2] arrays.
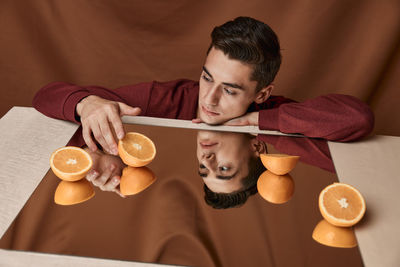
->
[[1, 0, 399, 136]]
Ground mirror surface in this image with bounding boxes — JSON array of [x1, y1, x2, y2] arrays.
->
[[0, 124, 363, 266]]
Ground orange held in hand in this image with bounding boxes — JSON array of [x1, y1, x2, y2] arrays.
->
[[120, 166, 156, 196], [50, 146, 93, 181], [260, 153, 300, 175], [312, 219, 357, 248], [118, 132, 156, 167], [319, 183, 366, 227]]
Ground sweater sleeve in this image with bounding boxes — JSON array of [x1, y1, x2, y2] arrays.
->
[[258, 94, 374, 142], [32, 81, 153, 124]]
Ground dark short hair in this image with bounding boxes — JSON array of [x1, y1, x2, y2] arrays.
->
[[203, 155, 266, 209], [208, 16, 281, 91]]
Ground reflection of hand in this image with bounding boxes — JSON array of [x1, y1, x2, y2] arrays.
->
[[223, 112, 259, 126], [84, 148, 126, 198], [76, 95, 141, 155]]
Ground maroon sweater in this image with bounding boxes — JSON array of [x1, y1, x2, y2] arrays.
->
[[32, 79, 374, 142]]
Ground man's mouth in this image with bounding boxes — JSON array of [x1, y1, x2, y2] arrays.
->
[[201, 105, 219, 116]]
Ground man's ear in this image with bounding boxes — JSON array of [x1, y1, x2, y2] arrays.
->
[[250, 138, 267, 157], [254, 84, 274, 104]]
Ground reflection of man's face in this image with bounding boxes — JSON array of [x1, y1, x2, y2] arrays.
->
[[197, 131, 255, 193], [197, 47, 260, 125]]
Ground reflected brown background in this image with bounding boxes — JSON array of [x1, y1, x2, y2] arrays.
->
[[0, 124, 363, 266], [1, 0, 400, 136]]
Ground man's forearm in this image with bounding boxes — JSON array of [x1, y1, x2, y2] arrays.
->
[[33, 82, 126, 124], [258, 94, 374, 142]]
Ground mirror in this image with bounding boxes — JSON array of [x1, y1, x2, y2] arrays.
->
[[0, 124, 363, 266]]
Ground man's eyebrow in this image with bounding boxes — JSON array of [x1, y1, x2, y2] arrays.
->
[[202, 66, 213, 78], [202, 66, 244, 90], [222, 82, 244, 90], [198, 170, 208, 178]]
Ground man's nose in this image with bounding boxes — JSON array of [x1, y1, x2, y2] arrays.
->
[[203, 152, 215, 160], [202, 153, 215, 168], [204, 85, 220, 106]]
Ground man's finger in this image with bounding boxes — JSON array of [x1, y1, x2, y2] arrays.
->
[[192, 118, 203, 124], [86, 169, 99, 182], [98, 117, 118, 155], [108, 111, 125, 140], [82, 125, 98, 152], [224, 118, 246, 126], [102, 175, 121, 192], [91, 122, 109, 154], [119, 103, 141, 116], [113, 188, 126, 198], [95, 164, 116, 189]]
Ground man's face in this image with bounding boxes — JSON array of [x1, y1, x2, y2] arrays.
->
[[198, 47, 260, 124], [196, 131, 255, 193]]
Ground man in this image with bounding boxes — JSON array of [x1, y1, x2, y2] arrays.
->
[[33, 17, 374, 197], [197, 130, 336, 209], [197, 131, 266, 209]]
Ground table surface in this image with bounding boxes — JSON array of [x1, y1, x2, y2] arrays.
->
[[328, 135, 400, 267], [0, 107, 398, 267]]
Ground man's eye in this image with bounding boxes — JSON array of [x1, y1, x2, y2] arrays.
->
[[198, 172, 207, 178], [202, 75, 211, 82], [224, 88, 236, 95], [219, 166, 230, 171]]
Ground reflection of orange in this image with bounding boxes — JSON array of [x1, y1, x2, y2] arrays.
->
[[54, 179, 95, 205], [312, 219, 357, 248], [118, 132, 156, 167], [50, 146, 93, 181], [260, 154, 299, 175], [319, 183, 366, 227], [257, 170, 294, 204], [120, 166, 156, 196]]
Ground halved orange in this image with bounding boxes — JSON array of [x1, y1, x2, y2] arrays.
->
[[120, 166, 156, 196], [118, 132, 156, 167], [260, 154, 300, 175], [54, 179, 95, 205], [50, 146, 93, 181], [312, 219, 357, 248], [257, 170, 295, 204], [319, 183, 366, 227]]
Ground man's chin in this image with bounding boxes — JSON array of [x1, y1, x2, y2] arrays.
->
[[200, 116, 225, 125]]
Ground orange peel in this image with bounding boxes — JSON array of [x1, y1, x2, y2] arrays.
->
[[118, 132, 156, 167], [120, 166, 156, 196], [54, 179, 95, 205], [312, 219, 357, 248], [257, 170, 295, 204], [50, 146, 93, 181], [319, 183, 366, 227], [260, 153, 299, 175]]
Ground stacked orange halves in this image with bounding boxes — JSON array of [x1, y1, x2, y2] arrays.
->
[[50, 146, 95, 205], [257, 154, 300, 204], [50, 132, 156, 205], [312, 183, 366, 248], [118, 132, 156, 196], [255, 153, 366, 248]]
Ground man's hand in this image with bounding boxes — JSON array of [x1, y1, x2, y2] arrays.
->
[[223, 112, 259, 126], [84, 148, 126, 197], [76, 95, 141, 155], [191, 118, 204, 124]]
